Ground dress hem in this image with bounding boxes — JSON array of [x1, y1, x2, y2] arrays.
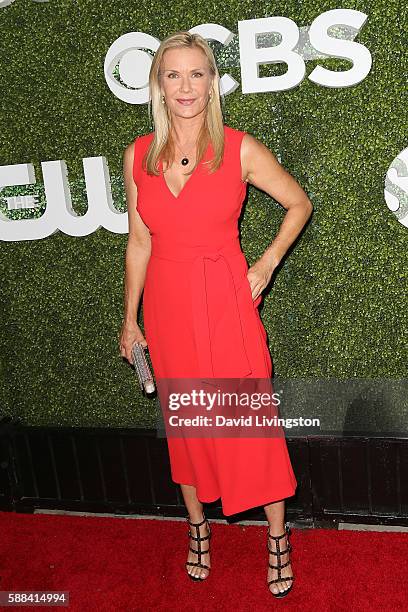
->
[[171, 480, 297, 517]]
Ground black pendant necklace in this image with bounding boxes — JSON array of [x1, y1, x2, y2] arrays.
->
[[174, 137, 194, 166]]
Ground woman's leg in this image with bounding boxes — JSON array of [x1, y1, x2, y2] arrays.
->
[[181, 483, 211, 579], [264, 500, 293, 595]]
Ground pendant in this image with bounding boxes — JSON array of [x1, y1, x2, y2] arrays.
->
[[181, 157, 189, 166]]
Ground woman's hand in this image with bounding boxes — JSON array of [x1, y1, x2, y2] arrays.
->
[[246, 257, 279, 301], [119, 320, 147, 364]]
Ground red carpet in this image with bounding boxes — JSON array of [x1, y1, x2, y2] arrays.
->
[[0, 511, 407, 611]]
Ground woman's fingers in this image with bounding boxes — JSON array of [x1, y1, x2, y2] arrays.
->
[[118, 322, 148, 362]]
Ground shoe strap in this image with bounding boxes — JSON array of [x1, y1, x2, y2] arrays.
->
[[186, 514, 208, 527], [269, 559, 291, 570], [188, 532, 211, 541], [268, 523, 291, 540], [186, 561, 210, 570], [268, 575, 294, 585], [268, 542, 292, 555], [189, 544, 210, 553]]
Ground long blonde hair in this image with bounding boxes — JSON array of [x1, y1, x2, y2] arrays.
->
[[144, 31, 225, 176]]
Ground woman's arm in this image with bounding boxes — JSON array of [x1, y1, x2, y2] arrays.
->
[[241, 134, 313, 300], [119, 141, 152, 361]]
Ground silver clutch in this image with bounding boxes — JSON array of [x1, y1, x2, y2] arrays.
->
[[131, 342, 155, 394]]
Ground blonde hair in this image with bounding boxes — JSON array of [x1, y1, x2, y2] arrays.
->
[[144, 30, 225, 176]]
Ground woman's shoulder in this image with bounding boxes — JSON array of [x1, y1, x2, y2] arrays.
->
[[130, 132, 155, 182], [223, 124, 251, 152], [134, 131, 155, 147], [125, 131, 153, 156], [223, 123, 248, 138]]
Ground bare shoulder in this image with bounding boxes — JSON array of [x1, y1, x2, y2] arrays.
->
[[123, 140, 136, 161], [239, 131, 313, 214], [124, 132, 153, 158], [241, 132, 276, 160], [123, 140, 137, 179], [122, 139, 151, 245], [240, 132, 280, 184], [123, 133, 148, 170]]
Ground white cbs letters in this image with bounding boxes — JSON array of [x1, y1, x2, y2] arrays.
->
[[238, 10, 371, 93], [105, 10, 371, 103], [308, 10, 372, 87]]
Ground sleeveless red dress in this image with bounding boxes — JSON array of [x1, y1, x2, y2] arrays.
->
[[133, 124, 297, 516]]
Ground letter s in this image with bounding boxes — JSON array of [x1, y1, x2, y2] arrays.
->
[[308, 9, 372, 87]]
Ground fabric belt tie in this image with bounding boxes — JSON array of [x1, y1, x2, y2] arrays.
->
[[151, 241, 253, 378], [191, 251, 252, 378]]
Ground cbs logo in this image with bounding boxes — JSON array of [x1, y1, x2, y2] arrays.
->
[[104, 9, 372, 104]]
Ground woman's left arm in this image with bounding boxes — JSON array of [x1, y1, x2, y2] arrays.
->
[[241, 133, 313, 300]]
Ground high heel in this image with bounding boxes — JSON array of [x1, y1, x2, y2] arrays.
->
[[267, 523, 294, 598], [185, 513, 212, 581]]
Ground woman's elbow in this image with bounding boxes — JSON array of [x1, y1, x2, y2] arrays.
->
[[127, 234, 152, 256], [304, 197, 313, 217]]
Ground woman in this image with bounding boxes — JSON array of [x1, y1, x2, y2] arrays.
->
[[120, 31, 313, 597]]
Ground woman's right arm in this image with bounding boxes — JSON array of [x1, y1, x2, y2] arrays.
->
[[119, 140, 152, 363]]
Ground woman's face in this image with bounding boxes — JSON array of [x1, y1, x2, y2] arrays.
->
[[160, 46, 213, 122]]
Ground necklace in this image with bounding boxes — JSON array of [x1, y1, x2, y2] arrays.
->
[[174, 136, 196, 166]]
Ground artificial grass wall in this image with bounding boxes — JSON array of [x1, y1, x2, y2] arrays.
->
[[0, 1, 406, 427]]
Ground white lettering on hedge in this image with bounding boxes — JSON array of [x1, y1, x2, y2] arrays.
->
[[0, 0, 48, 6], [238, 16, 305, 93], [385, 147, 408, 228], [308, 9, 371, 87], [105, 10, 371, 103], [0, 159, 127, 242]]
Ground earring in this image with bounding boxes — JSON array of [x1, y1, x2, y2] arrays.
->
[[209, 91, 213, 102], [161, 95, 165, 104]]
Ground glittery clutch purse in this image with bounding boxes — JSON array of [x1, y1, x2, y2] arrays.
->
[[131, 342, 155, 395]]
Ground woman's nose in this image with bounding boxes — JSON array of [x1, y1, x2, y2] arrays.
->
[[179, 78, 193, 92]]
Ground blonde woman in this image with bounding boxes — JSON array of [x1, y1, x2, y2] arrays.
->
[[120, 31, 312, 597]]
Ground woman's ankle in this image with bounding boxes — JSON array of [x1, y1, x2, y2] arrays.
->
[[187, 511, 206, 524]]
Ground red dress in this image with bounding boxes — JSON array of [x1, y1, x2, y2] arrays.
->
[[133, 124, 297, 516]]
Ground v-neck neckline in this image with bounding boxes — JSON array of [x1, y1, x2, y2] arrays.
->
[[160, 137, 212, 201]]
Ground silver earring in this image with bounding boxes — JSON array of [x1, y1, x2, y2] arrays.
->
[[161, 95, 165, 104]]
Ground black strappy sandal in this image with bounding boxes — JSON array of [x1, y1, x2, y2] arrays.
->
[[185, 513, 212, 581], [267, 523, 294, 598]]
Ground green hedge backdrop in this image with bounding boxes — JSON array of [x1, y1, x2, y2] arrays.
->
[[0, 1, 406, 428]]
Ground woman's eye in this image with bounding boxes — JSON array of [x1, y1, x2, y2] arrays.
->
[[167, 72, 203, 78]]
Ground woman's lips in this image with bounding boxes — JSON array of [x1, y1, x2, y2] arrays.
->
[[177, 99, 195, 105]]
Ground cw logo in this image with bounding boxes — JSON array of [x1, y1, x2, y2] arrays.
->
[[0, 159, 127, 242], [385, 147, 408, 228], [0, 0, 48, 6], [104, 9, 372, 104]]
